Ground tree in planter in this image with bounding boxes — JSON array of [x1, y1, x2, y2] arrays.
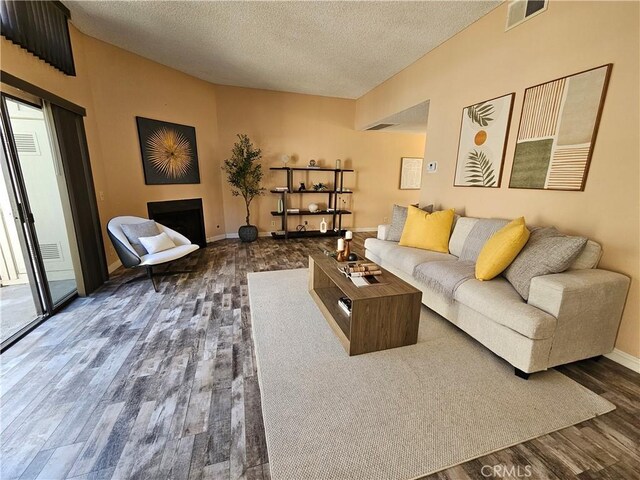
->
[[223, 134, 265, 241]]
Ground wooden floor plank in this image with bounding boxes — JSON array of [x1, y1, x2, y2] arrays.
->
[[0, 234, 637, 480]]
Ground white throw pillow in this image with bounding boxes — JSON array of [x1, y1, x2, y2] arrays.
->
[[138, 232, 176, 254]]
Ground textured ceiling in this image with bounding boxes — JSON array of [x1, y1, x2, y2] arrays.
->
[[65, 1, 500, 99]]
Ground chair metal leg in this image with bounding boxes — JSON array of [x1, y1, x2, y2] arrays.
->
[[147, 267, 159, 292]]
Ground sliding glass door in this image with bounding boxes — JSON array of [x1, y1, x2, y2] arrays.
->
[[0, 94, 80, 347]]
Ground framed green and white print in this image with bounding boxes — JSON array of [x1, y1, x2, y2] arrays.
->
[[509, 64, 612, 191], [454, 93, 515, 188]]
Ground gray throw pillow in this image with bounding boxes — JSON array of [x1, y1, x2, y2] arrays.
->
[[386, 204, 433, 242], [121, 221, 161, 256], [504, 227, 587, 300]]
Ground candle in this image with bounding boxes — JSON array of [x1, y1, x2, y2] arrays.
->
[[337, 238, 345, 251], [345, 230, 353, 240]]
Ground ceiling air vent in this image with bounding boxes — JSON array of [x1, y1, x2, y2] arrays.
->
[[506, 0, 547, 31], [39, 243, 62, 261], [366, 123, 397, 131], [14, 132, 40, 155]]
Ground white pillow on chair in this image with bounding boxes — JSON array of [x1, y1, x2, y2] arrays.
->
[[138, 232, 176, 254]]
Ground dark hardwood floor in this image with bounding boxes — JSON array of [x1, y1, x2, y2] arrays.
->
[[1, 234, 638, 480]]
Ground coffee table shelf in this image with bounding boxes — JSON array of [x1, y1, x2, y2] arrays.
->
[[308, 254, 421, 356]]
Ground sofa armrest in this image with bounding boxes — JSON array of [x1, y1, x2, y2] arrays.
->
[[528, 269, 630, 367], [377, 224, 391, 240]]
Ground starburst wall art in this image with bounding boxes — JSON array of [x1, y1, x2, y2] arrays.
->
[[136, 117, 200, 185], [454, 93, 514, 188]]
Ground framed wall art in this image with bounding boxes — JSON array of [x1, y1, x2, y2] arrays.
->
[[399, 157, 423, 190], [136, 116, 201, 185], [454, 93, 515, 188], [509, 64, 612, 191]]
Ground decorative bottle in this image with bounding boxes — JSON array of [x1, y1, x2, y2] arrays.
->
[[319, 218, 327, 234], [277, 198, 284, 213]]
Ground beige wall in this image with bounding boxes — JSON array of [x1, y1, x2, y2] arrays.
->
[[80, 36, 226, 251], [1, 28, 227, 265], [356, 1, 640, 358], [1, 26, 112, 260], [1, 24, 423, 265], [215, 85, 425, 234]]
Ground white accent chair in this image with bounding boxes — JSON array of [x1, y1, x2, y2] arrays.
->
[[107, 216, 200, 292]]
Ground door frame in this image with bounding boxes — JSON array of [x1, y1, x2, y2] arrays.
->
[[0, 93, 77, 352]]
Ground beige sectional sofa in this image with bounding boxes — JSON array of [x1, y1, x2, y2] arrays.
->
[[364, 217, 630, 377]]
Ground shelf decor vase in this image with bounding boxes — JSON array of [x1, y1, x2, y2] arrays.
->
[[308, 203, 319, 212], [320, 218, 327, 233]]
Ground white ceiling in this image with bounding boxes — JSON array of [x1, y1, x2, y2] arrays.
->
[[65, 1, 500, 99]]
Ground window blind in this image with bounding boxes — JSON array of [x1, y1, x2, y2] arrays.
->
[[0, 1, 76, 76]]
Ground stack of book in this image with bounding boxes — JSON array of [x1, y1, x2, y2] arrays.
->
[[338, 296, 352, 316], [342, 263, 382, 277], [337, 262, 384, 287]]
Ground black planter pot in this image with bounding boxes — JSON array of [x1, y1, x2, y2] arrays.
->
[[238, 225, 258, 242]]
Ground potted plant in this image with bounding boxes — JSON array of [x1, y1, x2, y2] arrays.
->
[[223, 134, 265, 242]]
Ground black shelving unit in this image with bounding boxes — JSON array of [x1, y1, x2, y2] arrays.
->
[[270, 167, 354, 239]]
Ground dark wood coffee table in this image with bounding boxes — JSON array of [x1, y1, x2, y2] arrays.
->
[[308, 253, 422, 355]]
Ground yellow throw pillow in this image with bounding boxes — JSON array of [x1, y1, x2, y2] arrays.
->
[[476, 217, 530, 281], [399, 207, 455, 253]]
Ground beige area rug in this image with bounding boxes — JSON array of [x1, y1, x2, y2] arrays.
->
[[248, 269, 614, 480]]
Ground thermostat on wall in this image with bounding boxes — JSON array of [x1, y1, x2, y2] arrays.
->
[[426, 161, 437, 173]]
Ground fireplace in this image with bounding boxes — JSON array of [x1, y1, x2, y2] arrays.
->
[[147, 198, 206, 248]]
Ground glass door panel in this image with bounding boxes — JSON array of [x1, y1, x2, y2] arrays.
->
[[4, 97, 77, 306], [0, 155, 41, 343]]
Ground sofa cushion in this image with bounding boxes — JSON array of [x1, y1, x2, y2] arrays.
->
[[569, 240, 602, 270], [387, 205, 408, 241], [386, 204, 433, 241], [139, 231, 176, 255], [364, 238, 454, 275], [121, 220, 160, 256], [364, 237, 397, 258], [399, 207, 455, 253], [448, 217, 478, 257], [459, 218, 509, 262], [475, 217, 530, 280], [454, 277, 556, 340], [504, 227, 587, 300]]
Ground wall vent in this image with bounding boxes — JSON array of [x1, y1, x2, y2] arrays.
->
[[14, 132, 40, 155], [506, 0, 547, 31], [366, 123, 397, 131], [39, 243, 62, 261]]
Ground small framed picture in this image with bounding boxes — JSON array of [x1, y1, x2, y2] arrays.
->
[[399, 157, 423, 190]]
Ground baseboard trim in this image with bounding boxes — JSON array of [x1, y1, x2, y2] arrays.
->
[[206, 234, 227, 243], [210, 229, 377, 242], [604, 348, 640, 373], [224, 232, 273, 239], [107, 259, 122, 274]]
